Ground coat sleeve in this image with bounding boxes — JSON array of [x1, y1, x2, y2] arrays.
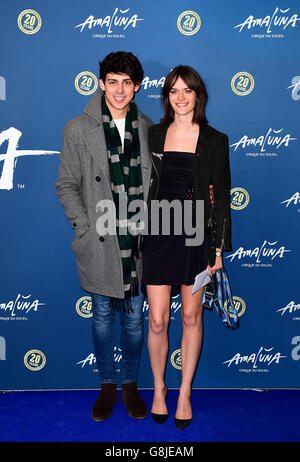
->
[[148, 124, 156, 151], [210, 134, 232, 251], [55, 122, 89, 236]]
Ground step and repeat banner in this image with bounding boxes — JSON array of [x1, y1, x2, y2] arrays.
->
[[0, 0, 299, 390]]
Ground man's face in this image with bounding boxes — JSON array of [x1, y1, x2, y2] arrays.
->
[[100, 73, 140, 118]]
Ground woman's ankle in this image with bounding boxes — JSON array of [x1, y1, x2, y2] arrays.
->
[[178, 385, 192, 399], [153, 381, 166, 391]]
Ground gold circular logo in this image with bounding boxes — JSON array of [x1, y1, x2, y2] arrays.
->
[[24, 349, 46, 371], [224, 296, 246, 318], [76, 296, 93, 318], [231, 72, 255, 96], [230, 187, 249, 210], [75, 72, 98, 95], [170, 349, 181, 370], [18, 10, 42, 35], [177, 11, 201, 36]]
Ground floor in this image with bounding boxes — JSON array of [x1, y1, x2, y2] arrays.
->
[[0, 389, 299, 444]]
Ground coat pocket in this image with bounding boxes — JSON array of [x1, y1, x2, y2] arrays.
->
[[71, 226, 92, 257]]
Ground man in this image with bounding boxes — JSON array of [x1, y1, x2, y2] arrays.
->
[[55, 52, 153, 422]]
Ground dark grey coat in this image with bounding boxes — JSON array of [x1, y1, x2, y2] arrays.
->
[[55, 90, 153, 297]]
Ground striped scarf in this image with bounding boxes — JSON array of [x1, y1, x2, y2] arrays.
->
[[101, 95, 143, 311]]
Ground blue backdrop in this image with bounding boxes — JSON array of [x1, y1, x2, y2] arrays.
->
[[1, 0, 299, 390]]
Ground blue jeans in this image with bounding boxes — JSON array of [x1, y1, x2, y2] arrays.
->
[[91, 285, 145, 385]]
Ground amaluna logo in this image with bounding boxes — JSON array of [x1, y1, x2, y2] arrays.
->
[[234, 7, 300, 33], [230, 128, 296, 152], [0, 294, 45, 317], [0, 127, 59, 190], [76, 353, 96, 368], [281, 192, 300, 208], [277, 301, 300, 316], [223, 346, 286, 368], [226, 240, 291, 263], [77, 347, 122, 368], [141, 74, 166, 91], [75, 8, 144, 33]]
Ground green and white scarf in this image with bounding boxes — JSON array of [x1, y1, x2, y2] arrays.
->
[[101, 95, 143, 311]]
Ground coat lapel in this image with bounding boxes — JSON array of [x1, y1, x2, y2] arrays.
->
[[84, 124, 110, 178], [150, 122, 170, 181], [138, 112, 151, 170], [137, 112, 151, 198], [196, 124, 211, 183], [196, 123, 210, 161], [82, 90, 110, 176]]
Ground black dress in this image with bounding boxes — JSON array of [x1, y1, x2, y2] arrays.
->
[[142, 151, 209, 296]]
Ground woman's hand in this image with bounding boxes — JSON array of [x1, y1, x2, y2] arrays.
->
[[207, 254, 223, 276]]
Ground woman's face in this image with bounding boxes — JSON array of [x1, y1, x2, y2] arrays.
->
[[169, 77, 197, 118]]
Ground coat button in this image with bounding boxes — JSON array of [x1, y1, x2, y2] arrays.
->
[[99, 236, 105, 242], [95, 176, 101, 182]]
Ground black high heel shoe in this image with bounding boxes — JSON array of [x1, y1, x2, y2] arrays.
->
[[151, 387, 168, 424], [151, 412, 169, 424], [174, 417, 192, 430]]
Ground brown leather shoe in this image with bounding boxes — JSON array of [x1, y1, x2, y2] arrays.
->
[[91, 383, 117, 422], [121, 382, 147, 419]]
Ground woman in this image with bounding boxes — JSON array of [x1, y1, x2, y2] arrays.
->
[[142, 65, 232, 429]]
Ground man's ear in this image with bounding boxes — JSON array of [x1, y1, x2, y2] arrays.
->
[[99, 79, 106, 91], [134, 84, 141, 93]]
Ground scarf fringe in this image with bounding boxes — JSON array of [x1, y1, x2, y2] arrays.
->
[[109, 276, 139, 313]]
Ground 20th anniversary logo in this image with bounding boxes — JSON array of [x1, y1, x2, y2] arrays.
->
[[231, 72, 255, 96], [24, 349, 46, 371], [230, 187, 249, 210], [171, 349, 182, 370], [18, 10, 42, 34], [76, 296, 93, 318], [177, 11, 201, 36], [224, 296, 246, 318], [74, 71, 98, 95]]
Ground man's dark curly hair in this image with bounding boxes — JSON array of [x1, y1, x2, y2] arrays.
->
[[99, 51, 144, 85]]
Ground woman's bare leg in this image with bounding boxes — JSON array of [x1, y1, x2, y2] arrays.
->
[[176, 285, 205, 419], [147, 285, 172, 414]]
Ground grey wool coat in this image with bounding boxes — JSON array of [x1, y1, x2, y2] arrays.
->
[[55, 90, 153, 298]]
